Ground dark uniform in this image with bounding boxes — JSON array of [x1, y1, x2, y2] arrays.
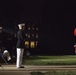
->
[[16, 30, 25, 48]]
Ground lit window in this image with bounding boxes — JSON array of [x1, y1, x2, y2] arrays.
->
[[36, 41, 38, 47], [30, 41, 35, 48], [25, 33, 28, 37], [36, 34, 38, 38], [28, 27, 30, 30], [27, 34, 30, 38], [25, 41, 29, 48]]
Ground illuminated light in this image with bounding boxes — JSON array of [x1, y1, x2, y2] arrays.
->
[[28, 34, 30, 38], [36, 41, 38, 47], [36, 34, 38, 38], [25, 41, 29, 48], [28, 27, 30, 30], [0, 27, 2, 29], [30, 41, 35, 48], [25, 33, 28, 37], [0, 27, 2, 33]]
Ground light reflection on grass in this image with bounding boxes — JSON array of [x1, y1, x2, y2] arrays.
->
[[23, 55, 76, 65]]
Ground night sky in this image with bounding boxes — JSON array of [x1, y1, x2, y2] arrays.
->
[[0, 0, 76, 55], [0, 0, 45, 27]]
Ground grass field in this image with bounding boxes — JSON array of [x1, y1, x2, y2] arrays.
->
[[24, 55, 76, 65], [24, 55, 76, 75], [30, 71, 76, 75]]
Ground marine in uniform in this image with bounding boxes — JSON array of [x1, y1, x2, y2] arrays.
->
[[16, 23, 25, 68]]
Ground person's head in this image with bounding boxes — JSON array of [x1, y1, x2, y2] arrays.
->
[[18, 23, 25, 30]]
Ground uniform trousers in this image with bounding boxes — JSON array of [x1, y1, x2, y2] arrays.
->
[[16, 48, 24, 68]]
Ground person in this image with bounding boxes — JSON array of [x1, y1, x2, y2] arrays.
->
[[0, 27, 3, 49], [74, 27, 76, 53], [16, 23, 26, 68]]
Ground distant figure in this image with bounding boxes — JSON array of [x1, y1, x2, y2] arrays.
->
[[16, 23, 25, 68], [0, 27, 3, 49], [74, 28, 76, 36], [74, 27, 76, 53]]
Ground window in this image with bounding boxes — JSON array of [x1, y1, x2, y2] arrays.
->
[[36, 34, 38, 38], [28, 27, 30, 30], [32, 27, 34, 30], [30, 41, 35, 48], [32, 34, 34, 38], [27, 34, 30, 38], [36, 41, 38, 47], [36, 27, 38, 30], [26, 26, 39, 48], [25, 41, 29, 48]]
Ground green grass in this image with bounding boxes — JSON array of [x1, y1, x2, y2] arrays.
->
[[23, 55, 76, 65], [30, 71, 76, 75], [23, 55, 76, 75]]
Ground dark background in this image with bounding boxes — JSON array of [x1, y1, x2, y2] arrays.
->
[[0, 0, 75, 55]]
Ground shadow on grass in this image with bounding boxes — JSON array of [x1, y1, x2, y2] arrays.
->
[[30, 72, 44, 75]]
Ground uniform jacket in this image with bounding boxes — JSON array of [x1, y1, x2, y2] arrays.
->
[[16, 30, 25, 48]]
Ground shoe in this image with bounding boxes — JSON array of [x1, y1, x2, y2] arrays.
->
[[19, 66, 24, 68], [17, 66, 24, 68]]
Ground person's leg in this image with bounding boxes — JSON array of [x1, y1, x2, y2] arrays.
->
[[20, 49, 24, 66], [16, 48, 21, 68]]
